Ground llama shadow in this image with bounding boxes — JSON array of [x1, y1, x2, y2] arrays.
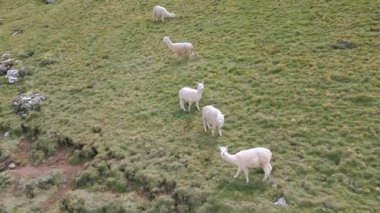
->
[[221, 176, 271, 193], [172, 109, 222, 146]]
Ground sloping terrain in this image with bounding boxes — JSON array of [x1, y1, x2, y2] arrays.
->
[[0, 0, 379, 212]]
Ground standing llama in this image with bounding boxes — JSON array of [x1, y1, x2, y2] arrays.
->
[[178, 82, 204, 112], [219, 146, 272, 183], [202, 105, 224, 136], [163, 36, 195, 61], [153, 5, 176, 22]]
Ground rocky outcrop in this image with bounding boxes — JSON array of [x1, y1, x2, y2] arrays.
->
[[1, 53, 32, 83], [12, 93, 47, 117]]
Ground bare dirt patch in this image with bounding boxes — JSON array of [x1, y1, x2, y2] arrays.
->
[[15, 139, 33, 165], [9, 140, 87, 212]]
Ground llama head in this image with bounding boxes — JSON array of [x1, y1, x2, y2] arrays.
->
[[196, 82, 204, 91], [218, 146, 228, 154], [217, 113, 225, 126], [163, 36, 171, 43]]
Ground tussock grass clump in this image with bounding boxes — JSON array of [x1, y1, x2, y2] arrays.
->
[[22, 171, 64, 198], [0, 174, 11, 190], [60, 190, 145, 212], [60, 193, 86, 212], [74, 169, 99, 189]]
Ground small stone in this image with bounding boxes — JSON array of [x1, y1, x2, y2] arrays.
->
[[3, 131, 9, 139], [331, 40, 357, 49], [2, 58, 14, 67], [273, 197, 287, 206], [8, 163, 16, 169], [1, 53, 11, 61], [5, 69, 19, 84], [46, 0, 55, 3], [10, 29, 23, 36], [271, 183, 278, 189], [91, 126, 102, 133], [0, 64, 8, 75]]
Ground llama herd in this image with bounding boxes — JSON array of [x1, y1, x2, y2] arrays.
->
[[154, 5, 272, 183]]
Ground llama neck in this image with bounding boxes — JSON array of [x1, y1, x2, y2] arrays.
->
[[197, 89, 203, 98], [165, 40, 174, 49], [221, 151, 237, 165]]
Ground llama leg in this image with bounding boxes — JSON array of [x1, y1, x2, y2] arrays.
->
[[179, 100, 184, 111], [196, 102, 200, 111], [190, 51, 195, 60], [234, 168, 241, 179], [218, 127, 222, 136], [262, 165, 271, 181], [203, 119, 207, 132], [211, 128, 215, 136], [188, 102, 192, 111], [243, 168, 249, 183], [161, 15, 165, 22]]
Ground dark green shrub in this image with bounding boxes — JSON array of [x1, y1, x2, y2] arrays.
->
[[74, 170, 99, 188], [106, 177, 127, 193], [69, 150, 84, 165]]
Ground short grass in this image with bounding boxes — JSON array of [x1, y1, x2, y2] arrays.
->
[[1, 0, 380, 212]]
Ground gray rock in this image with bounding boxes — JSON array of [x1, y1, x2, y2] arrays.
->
[[273, 197, 287, 206], [1, 59, 14, 67], [46, 0, 55, 3], [3, 131, 9, 139], [1, 53, 11, 61], [0, 64, 9, 75], [5, 69, 19, 84], [331, 40, 357, 49], [10, 29, 23, 36], [12, 93, 47, 117], [8, 163, 16, 169]]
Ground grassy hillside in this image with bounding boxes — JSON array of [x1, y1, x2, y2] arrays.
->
[[1, 0, 379, 212]]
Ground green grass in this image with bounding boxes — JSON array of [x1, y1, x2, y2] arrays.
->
[[1, 0, 380, 212]]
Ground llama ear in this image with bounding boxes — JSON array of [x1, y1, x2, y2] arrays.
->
[[226, 146, 228, 150]]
